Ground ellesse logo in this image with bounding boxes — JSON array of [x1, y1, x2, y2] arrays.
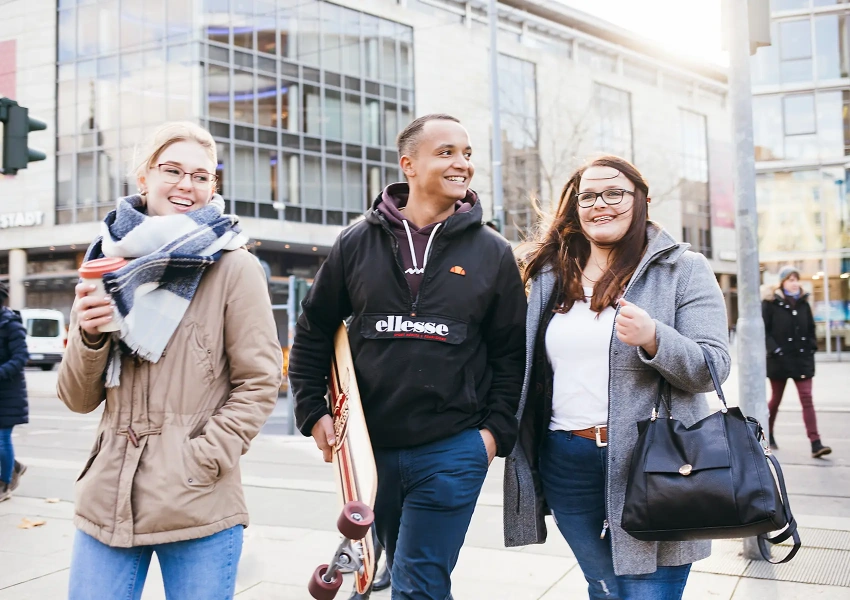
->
[[376, 315, 449, 336], [361, 314, 467, 345]]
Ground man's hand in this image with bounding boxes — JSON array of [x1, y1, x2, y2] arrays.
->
[[479, 428, 497, 465], [311, 415, 336, 463], [616, 298, 658, 357]]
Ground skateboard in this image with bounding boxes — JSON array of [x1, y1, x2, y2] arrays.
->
[[309, 323, 379, 600]]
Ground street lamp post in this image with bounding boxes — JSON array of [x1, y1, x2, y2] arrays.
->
[[489, 0, 505, 232], [725, 0, 770, 561]]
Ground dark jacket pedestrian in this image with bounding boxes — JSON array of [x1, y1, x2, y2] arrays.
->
[[0, 306, 29, 430], [762, 265, 831, 458], [0, 282, 29, 501], [290, 114, 526, 600]]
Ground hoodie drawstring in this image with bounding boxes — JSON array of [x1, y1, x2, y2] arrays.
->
[[401, 220, 441, 275]]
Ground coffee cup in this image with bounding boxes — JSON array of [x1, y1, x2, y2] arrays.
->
[[78, 257, 128, 333]]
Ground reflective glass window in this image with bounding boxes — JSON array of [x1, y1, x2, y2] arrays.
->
[[303, 84, 321, 135], [233, 146, 255, 199], [322, 2, 342, 72], [363, 14, 380, 80], [208, 64, 231, 120], [233, 71, 255, 124], [345, 162, 364, 211], [303, 155, 322, 207], [298, 1, 320, 66], [279, 4, 296, 59], [325, 89, 343, 139], [342, 8, 362, 76], [751, 22, 780, 86], [784, 94, 816, 135], [257, 74, 278, 127], [753, 96, 784, 160], [233, 0, 254, 50], [779, 19, 812, 83], [256, 0, 276, 55], [326, 159, 344, 209], [815, 14, 849, 80]]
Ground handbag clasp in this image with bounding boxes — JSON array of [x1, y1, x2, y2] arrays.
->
[[679, 464, 693, 476]]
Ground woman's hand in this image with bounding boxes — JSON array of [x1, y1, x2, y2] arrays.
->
[[616, 298, 658, 357], [74, 282, 114, 337]]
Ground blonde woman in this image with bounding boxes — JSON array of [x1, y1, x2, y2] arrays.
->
[[59, 122, 282, 600]]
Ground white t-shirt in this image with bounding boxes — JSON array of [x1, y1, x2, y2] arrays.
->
[[545, 287, 616, 431]]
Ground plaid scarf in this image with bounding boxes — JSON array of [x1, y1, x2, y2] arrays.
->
[[84, 194, 248, 387]]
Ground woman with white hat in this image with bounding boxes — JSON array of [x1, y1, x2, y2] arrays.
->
[[762, 265, 832, 458]]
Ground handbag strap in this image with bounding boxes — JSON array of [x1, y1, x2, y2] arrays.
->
[[756, 452, 801, 564], [699, 346, 728, 410]]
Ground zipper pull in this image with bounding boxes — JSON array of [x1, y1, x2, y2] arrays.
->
[[600, 519, 609, 540]]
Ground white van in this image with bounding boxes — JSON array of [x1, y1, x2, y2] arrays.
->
[[20, 308, 66, 371]]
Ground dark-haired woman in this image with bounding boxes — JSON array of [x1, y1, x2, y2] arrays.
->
[[503, 157, 730, 599]]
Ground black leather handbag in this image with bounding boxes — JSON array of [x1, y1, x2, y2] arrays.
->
[[621, 347, 801, 563]]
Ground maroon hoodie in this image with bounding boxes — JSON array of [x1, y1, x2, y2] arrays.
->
[[377, 183, 477, 299]]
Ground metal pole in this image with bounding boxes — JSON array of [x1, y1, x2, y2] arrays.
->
[[725, 0, 769, 561], [820, 187, 832, 354], [488, 0, 505, 232]]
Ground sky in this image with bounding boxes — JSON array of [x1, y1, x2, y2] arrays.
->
[[558, 0, 728, 66]]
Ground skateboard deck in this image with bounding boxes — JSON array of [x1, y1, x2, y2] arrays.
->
[[328, 323, 378, 594]]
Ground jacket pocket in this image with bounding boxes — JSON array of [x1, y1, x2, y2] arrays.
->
[[76, 431, 104, 483], [182, 440, 218, 488]]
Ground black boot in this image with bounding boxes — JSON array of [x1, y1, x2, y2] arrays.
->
[[372, 562, 391, 591], [769, 433, 778, 450], [812, 439, 832, 458]]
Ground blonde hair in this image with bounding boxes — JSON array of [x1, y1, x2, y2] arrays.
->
[[133, 121, 217, 180]]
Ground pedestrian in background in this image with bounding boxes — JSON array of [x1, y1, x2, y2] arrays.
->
[[762, 265, 832, 458], [505, 156, 730, 599], [58, 121, 282, 600], [0, 281, 29, 502]]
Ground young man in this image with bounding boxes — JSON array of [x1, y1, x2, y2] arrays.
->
[[290, 114, 526, 600]]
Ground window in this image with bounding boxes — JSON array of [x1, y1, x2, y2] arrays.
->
[[27, 319, 60, 338], [594, 84, 633, 161], [753, 96, 784, 160], [815, 14, 850, 80], [779, 19, 812, 83], [680, 110, 712, 258], [499, 54, 539, 242]]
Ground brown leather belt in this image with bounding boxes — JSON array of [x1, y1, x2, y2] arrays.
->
[[572, 425, 608, 447]]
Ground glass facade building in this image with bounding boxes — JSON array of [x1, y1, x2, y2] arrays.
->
[[752, 0, 850, 343], [55, 0, 413, 227]]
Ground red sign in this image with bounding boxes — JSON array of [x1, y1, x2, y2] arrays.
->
[[0, 40, 16, 99]]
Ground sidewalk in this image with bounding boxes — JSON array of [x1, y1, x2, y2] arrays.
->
[[0, 357, 848, 599]]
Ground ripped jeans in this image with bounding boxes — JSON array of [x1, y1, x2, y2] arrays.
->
[[540, 430, 691, 600]]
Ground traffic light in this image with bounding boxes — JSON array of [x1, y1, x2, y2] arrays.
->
[[0, 98, 47, 175]]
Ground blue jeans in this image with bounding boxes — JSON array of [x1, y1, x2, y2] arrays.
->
[[373, 428, 489, 600], [540, 430, 691, 600], [68, 525, 243, 600], [0, 427, 13, 484]]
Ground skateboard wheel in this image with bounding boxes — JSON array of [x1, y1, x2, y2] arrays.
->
[[337, 500, 374, 540], [308, 564, 342, 599]]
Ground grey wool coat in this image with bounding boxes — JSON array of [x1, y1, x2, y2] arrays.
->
[[503, 222, 731, 576]]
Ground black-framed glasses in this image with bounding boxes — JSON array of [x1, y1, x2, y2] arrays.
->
[[576, 189, 634, 208], [156, 164, 218, 187]]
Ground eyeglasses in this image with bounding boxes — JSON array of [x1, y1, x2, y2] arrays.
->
[[576, 189, 634, 208], [156, 164, 218, 187]]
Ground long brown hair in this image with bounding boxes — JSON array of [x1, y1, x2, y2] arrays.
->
[[523, 155, 650, 313]]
